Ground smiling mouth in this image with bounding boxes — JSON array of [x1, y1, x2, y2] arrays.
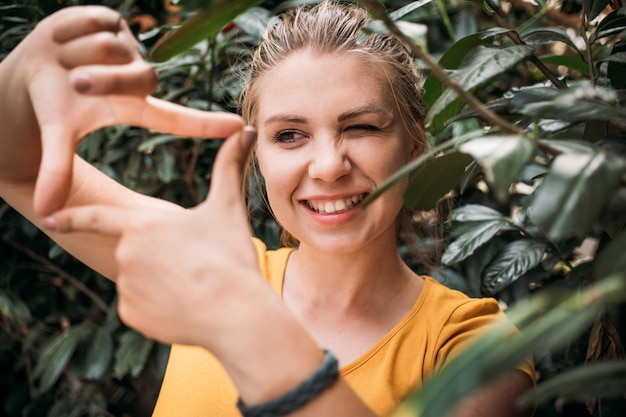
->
[[305, 193, 368, 214]]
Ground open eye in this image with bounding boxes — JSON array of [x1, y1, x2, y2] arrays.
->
[[272, 130, 306, 145]]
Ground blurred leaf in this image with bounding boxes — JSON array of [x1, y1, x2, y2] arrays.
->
[[450, 204, 506, 222], [83, 327, 113, 380], [0, 292, 31, 325], [395, 274, 626, 417], [427, 45, 534, 128], [404, 152, 473, 210], [522, 28, 580, 54], [510, 83, 626, 124], [584, 0, 610, 21], [529, 149, 626, 239], [233, 7, 271, 38], [519, 361, 626, 406], [442, 219, 515, 265], [595, 229, 626, 279], [591, 8, 626, 41], [155, 146, 176, 183], [34, 325, 92, 392], [481, 240, 546, 296], [459, 135, 536, 202], [389, 0, 433, 20], [540, 54, 593, 76], [607, 42, 626, 89], [114, 330, 154, 379], [150, 0, 263, 62]]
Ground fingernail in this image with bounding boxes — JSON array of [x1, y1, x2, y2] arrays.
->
[[240, 126, 257, 150], [42, 216, 59, 232], [71, 72, 93, 93]]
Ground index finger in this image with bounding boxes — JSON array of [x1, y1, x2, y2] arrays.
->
[[43, 205, 129, 235]]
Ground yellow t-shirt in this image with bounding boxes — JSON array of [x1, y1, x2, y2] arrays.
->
[[153, 239, 534, 416]]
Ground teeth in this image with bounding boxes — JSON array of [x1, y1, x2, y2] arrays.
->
[[307, 193, 366, 214]]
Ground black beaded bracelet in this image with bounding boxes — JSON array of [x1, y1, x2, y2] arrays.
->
[[236, 349, 339, 417]]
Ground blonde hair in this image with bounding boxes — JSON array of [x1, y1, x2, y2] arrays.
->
[[240, 1, 437, 267]]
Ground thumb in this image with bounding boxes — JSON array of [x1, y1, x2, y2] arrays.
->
[[33, 123, 76, 216], [203, 126, 257, 209]]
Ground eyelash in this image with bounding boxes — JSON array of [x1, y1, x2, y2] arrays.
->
[[271, 125, 380, 144]]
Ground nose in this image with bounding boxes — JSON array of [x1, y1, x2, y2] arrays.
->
[[308, 139, 351, 183]]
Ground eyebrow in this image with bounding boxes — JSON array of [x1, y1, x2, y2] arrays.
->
[[263, 105, 393, 127]]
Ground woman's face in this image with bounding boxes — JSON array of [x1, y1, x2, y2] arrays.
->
[[255, 51, 419, 255]]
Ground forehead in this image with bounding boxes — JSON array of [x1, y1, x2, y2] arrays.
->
[[256, 51, 394, 122]]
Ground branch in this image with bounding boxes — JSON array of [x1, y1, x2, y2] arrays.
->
[[358, 0, 522, 135], [6, 240, 111, 314]]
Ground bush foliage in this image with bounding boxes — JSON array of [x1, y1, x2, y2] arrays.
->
[[1, 0, 625, 416]]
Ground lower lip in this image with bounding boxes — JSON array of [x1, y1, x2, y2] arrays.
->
[[301, 202, 361, 226]]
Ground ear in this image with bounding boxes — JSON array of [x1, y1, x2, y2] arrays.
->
[[409, 137, 424, 161]]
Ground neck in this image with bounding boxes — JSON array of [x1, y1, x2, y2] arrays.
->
[[283, 231, 417, 316]]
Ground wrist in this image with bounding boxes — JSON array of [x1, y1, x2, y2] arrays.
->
[[205, 284, 325, 405]]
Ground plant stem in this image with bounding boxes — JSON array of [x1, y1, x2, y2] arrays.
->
[[6, 240, 111, 314], [359, 0, 522, 135]]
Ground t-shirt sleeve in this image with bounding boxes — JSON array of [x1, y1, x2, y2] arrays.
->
[[434, 297, 535, 382]]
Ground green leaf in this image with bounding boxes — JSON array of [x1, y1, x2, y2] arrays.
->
[[519, 360, 626, 406], [528, 149, 626, 240], [442, 219, 514, 265], [427, 45, 534, 129], [150, 0, 263, 62], [403, 152, 473, 210], [395, 275, 626, 417], [591, 8, 626, 41], [422, 33, 487, 109], [540, 54, 592, 77], [450, 204, 506, 222], [510, 83, 626, 124], [0, 291, 31, 324], [34, 325, 92, 392], [156, 146, 176, 183], [584, 0, 610, 21], [459, 135, 536, 202], [114, 330, 154, 379], [83, 327, 113, 380], [522, 28, 580, 54], [595, 229, 626, 279], [389, 0, 434, 20], [481, 240, 546, 296]]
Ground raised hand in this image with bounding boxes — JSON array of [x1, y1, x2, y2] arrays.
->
[[43, 127, 262, 349], [0, 6, 243, 215]]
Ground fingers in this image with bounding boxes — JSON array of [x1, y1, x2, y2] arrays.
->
[[43, 205, 129, 235], [129, 97, 245, 138], [58, 31, 136, 69], [69, 62, 158, 96], [202, 127, 257, 208], [33, 124, 76, 216], [52, 6, 125, 43]]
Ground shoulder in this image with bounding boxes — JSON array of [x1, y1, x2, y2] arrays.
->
[[251, 238, 294, 292]]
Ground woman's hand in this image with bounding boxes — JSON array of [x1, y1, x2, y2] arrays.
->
[[43, 127, 260, 349], [0, 6, 243, 216]]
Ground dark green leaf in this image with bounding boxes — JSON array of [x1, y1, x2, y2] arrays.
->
[[540, 54, 592, 76], [529, 150, 626, 239], [584, 0, 610, 21], [592, 8, 626, 41], [459, 135, 536, 202], [519, 360, 626, 405], [34, 325, 92, 391], [481, 240, 546, 295], [150, 0, 263, 62], [427, 45, 534, 128], [83, 327, 113, 380], [510, 83, 626, 124], [403, 152, 473, 210], [156, 147, 176, 183], [450, 204, 506, 222], [0, 291, 32, 324], [522, 28, 580, 54], [422, 34, 487, 109], [114, 330, 154, 379], [607, 42, 626, 89], [595, 229, 626, 279], [442, 219, 514, 265], [389, 0, 434, 20]]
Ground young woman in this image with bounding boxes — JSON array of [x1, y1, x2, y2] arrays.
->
[[0, 1, 534, 416]]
